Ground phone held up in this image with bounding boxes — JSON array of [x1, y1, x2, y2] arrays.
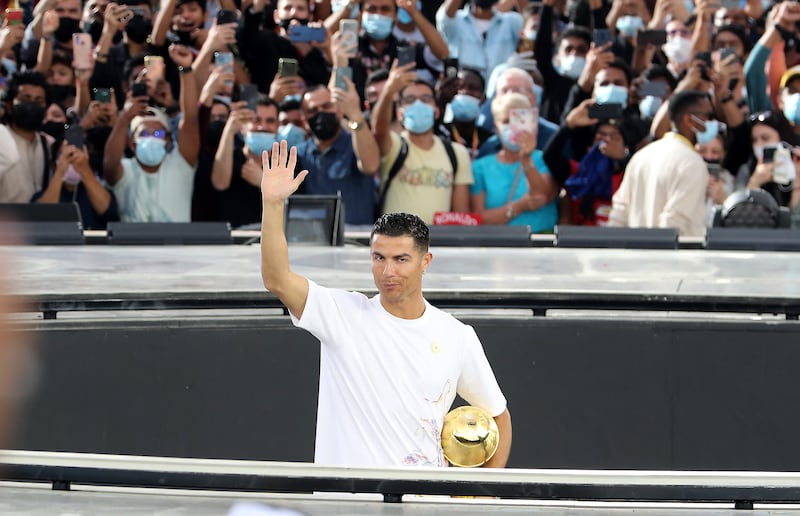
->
[[278, 57, 299, 78]]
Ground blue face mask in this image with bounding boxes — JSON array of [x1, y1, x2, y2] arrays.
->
[[524, 29, 537, 41], [500, 124, 521, 152], [278, 123, 307, 149], [615, 15, 644, 38], [684, 0, 695, 14], [595, 84, 628, 108], [332, 0, 359, 15], [362, 13, 394, 40], [1, 57, 17, 77], [245, 131, 278, 156], [397, 1, 420, 24], [284, 94, 303, 104], [532, 83, 543, 109], [450, 94, 481, 122], [135, 136, 168, 167], [782, 93, 800, 125], [402, 99, 435, 134], [693, 116, 719, 145], [638, 95, 662, 119]]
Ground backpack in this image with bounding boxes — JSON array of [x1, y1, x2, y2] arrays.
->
[[376, 135, 458, 215]]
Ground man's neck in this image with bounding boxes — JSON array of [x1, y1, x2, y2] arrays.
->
[[380, 295, 426, 320], [407, 130, 434, 149], [11, 125, 36, 142], [472, 7, 494, 20]]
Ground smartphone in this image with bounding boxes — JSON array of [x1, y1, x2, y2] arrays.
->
[[637, 80, 668, 98], [588, 103, 624, 120], [5, 8, 23, 26], [593, 28, 612, 47], [443, 57, 459, 78], [131, 81, 148, 98], [706, 161, 721, 178], [339, 19, 359, 57], [695, 51, 712, 66], [216, 8, 236, 25], [289, 25, 327, 43], [214, 51, 234, 88], [719, 0, 739, 9], [73, 33, 93, 71], [239, 83, 259, 111], [334, 66, 352, 91], [278, 57, 299, 78], [144, 55, 164, 83], [397, 45, 416, 67], [64, 124, 84, 149], [509, 108, 537, 141], [762, 146, 776, 163], [636, 29, 667, 46], [93, 87, 112, 103], [719, 46, 738, 62]]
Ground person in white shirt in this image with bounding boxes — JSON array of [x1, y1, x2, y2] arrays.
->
[[260, 141, 512, 467]]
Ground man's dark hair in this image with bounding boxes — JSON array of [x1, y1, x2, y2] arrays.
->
[[256, 94, 279, 111], [52, 51, 74, 70], [372, 213, 430, 252], [5, 70, 50, 107], [560, 25, 591, 47], [668, 90, 709, 122], [460, 67, 486, 93], [175, 0, 206, 13], [398, 78, 435, 102], [279, 98, 301, 112], [608, 57, 632, 84], [714, 24, 751, 54], [366, 69, 389, 90], [643, 65, 677, 92]]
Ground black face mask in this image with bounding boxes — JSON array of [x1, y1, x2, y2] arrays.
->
[[11, 102, 46, 131], [54, 17, 81, 43], [206, 120, 226, 150], [704, 158, 721, 165], [126, 15, 153, 44], [41, 121, 66, 141], [84, 18, 104, 44], [51, 84, 76, 104], [473, 0, 498, 8], [279, 17, 308, 32], [308, 111, 340, 141]]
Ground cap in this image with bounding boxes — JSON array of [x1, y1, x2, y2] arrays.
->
[[130, 107, 171, 136], [780, 65, 800, 89]]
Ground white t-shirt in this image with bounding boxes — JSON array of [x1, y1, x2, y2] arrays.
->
[[292, 280, 507, 467], [114, 150, 195, 222]]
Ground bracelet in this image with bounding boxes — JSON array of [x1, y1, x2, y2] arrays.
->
[[178, 65, 193, 74], [94, 49, 109, 59]]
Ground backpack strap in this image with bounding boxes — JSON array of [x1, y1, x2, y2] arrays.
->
[[376, 136, 408, 215], [438, 135, 458, 176], [38, 133, 53, 193]]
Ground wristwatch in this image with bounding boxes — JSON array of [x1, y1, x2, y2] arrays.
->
[[348, 119, 365, 132], [505, 203, 514, 220]]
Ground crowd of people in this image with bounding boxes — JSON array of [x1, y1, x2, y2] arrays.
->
[[2, 0, 800, 236]]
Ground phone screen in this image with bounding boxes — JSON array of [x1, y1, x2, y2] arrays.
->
[[762, 146, 776, 163], [335, 66, 352, 91], [397, 46, 415, 67], [93, 88, 112, 103], [339, 19, 359, 57], [216, 9, 236, 25], [239, 84, 259, 111]]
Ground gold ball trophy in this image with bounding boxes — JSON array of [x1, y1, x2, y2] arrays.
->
[[441, 406, 499, 467]]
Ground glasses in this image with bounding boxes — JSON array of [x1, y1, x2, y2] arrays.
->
[[667, 28, 690, 38], [138, 129, 167, 138], [400, 94, 435, 106]]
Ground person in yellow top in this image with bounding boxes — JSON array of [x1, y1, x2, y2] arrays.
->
[[608, 90, 713, 237]]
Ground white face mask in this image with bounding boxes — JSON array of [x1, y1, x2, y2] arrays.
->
[[663, 37, 692, 65], [557, 55, 586, 79]]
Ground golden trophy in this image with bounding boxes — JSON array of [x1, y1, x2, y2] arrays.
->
[[441, 406, 499, 467]]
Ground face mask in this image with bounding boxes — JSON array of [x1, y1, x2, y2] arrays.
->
[[284, 94, 303, 104], [638, 95, 662, 119], [11, 102, 45, 131], [500, 124, 521, 152], [245, 130, 277, 155], [664, 37, 692, 65], [684, 0, 695, 14], [594, 84, 628, 108], [692, 116, 719, 145], [84, 18, 104, 43], [206, 120, 226, 149], [473, 0, 498, 8], [126, 15, 153, 44], [135, 136, 168, 167], [397, 1, 421, 24], [615, 15, 644, 38], [557, 55, 585, 80], [308, 111, 340, 140], [450, 94, 481, 122], [63, 164, 81, 186], [51, 84, 76, 104], [332, 0, 360, 15], [278, 123, 307, 149], [361, 13, 394, 41], [402, 99, 435, 134], [2, 57, 17, 77], [42, 121, 66, 140], [524, 29, 537, 41], [782, 92, 800, 125], [532, 83, 543, 109], [54, 17, 81, 43]]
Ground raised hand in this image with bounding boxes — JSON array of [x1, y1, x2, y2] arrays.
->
[[261, 140, 308, 204], [168, 43, 194, 68]]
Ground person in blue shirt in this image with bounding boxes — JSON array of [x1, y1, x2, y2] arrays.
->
[[294, 77, 381, 226], [470, 92, 558, 233]]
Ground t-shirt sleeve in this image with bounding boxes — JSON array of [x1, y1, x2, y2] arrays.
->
[[456, 325, 507, 418], [291, 279, 365, 350]]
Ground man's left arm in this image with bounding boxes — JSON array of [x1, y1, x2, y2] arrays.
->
[[485, 408, 512, 468]]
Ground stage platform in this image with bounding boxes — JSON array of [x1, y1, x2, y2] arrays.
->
[[7, 244, 800, 316]]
